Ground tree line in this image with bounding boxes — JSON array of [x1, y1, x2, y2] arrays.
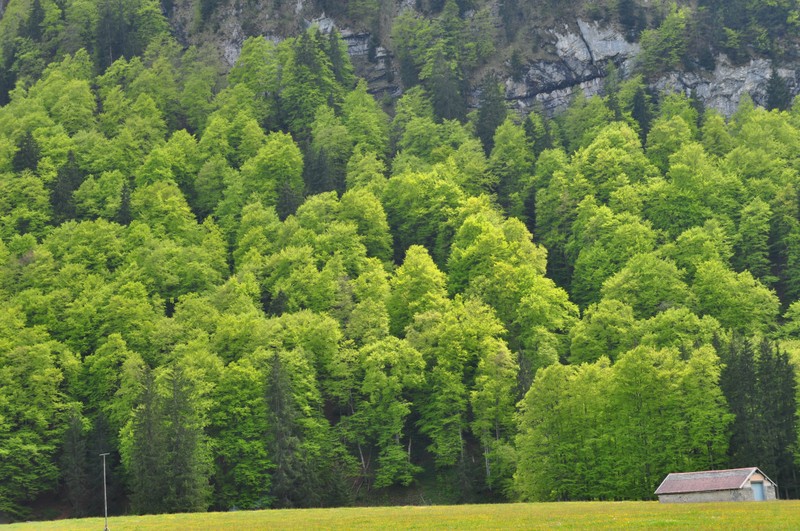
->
[[2, 0, 800, 522]]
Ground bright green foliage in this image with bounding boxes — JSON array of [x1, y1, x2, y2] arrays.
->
[[391, 86, 434, 149], [572, 122, 658, 203], [518, 343, 731, 502], [488, 118, 533, 214], [633, 307, 720, 352], [692, 260, 779, 334], [601, 253, 693, 319], [470, 339, 518, 494], [657, 92, 699, 137], [238, 132, 304, 218], [407, 296, 508, 474], [355, 337, 424, 488], [0, 306, 76, 519], [659, 220, 733, 279], [558, 94, 615, 153], [568, 197, 657, 307], [342, 80, 390, 157], [210, 355, 273, 510], [643, 142, 742, 237], [645, 115, 694, 173], [516, 360, 613, 501], [611, 346, 728, 499], [387, 245, 448, 337], [637, 6, 690, 78], [228, 37, 279, 128], [569, 299, 636, 364], [701, 109, 734, 158], [383, 168, 464, 263]]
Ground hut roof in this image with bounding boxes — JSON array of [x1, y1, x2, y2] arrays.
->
[[654, 467, 775, 495]]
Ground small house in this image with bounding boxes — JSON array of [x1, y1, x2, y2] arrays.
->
[[654, 467, 777, 503]]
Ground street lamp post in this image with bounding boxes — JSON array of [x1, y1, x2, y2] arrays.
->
[[100, 453, 110, 531]]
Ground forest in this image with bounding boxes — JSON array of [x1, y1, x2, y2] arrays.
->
[[2, 0, 800, 522]]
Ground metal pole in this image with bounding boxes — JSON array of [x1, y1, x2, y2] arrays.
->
[[100, 453, 110, 531]]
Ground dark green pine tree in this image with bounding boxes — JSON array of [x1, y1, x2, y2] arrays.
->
[[265, 352, 317, 508], [95, 0, 132, 71], [630, 85, 653, 142], [160, 0, 175, 18], [304, 146, 336, 196], [475, 72, 508, 155], [755, 341, 798, 499], [115, 181, 133, 225], [50, 152, 84, 225], [326, 29, 356, 90], [60, 408, 89, 517], [129, 371, 169, 515], [23, 0, 46, 42], [767, 69, 792, 111], [721, 337, 799, 498], [426, 46, 466, 122], [276, 181, 304, 220], [719, 336, 760, 469], [161, 365, 212, 513], [523, 107, 552, 158], [12, 132, 40, 173], [0, 44, 16, 105]]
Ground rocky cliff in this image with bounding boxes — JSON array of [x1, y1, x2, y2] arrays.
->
[[170, 1, 800, 116]]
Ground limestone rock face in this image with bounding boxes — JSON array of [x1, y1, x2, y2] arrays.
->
[[169, 2, 799, 116], [502, 19, 798, 116], [653, 57, 798, 116], [577, 19, 640, 63], [507, 19, 637, 113]]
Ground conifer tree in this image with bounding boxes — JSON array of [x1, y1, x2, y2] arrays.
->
[[475, 73, 507, 155]]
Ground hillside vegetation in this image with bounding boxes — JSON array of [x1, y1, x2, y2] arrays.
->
[[2, 0, 800, 523]]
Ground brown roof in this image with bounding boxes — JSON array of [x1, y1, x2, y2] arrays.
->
[[654, 467, 775, 495]]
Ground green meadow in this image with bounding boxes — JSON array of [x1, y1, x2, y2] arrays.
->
[[7, 501, 800, 530]]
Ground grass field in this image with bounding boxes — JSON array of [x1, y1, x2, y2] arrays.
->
[[7, 501, 800, 530]]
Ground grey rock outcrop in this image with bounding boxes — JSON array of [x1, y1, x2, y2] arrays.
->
[[171, 3, 798, 118], [505, 19, 638, 113], [654, 57, 799, 115], [502, 17, 799, 116]]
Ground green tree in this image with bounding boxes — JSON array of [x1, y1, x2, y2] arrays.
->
[[601, 253, 693, 319], [569, 299, 636, 364], [470, 339, 518, 494], [238, 132, 304, 219], [382, 169, 464, 264], [342, 80, 389, 158], [488, 117, 533, 214], [637, 6, 690, 78], [355, 337, 424, 488], [280, 29, 343, 138], [767, 69, 792, 111], [0, 307, 76, 518], [692, 260, 779, 334], [227, 36, 280, 128], [475, 72, 507, 155], [209, 356, 273, 510], [558, 93, 614, 153], [733, 197, 774, 284], [645, 115, 694, 174], [387, 245, 448, 337]]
